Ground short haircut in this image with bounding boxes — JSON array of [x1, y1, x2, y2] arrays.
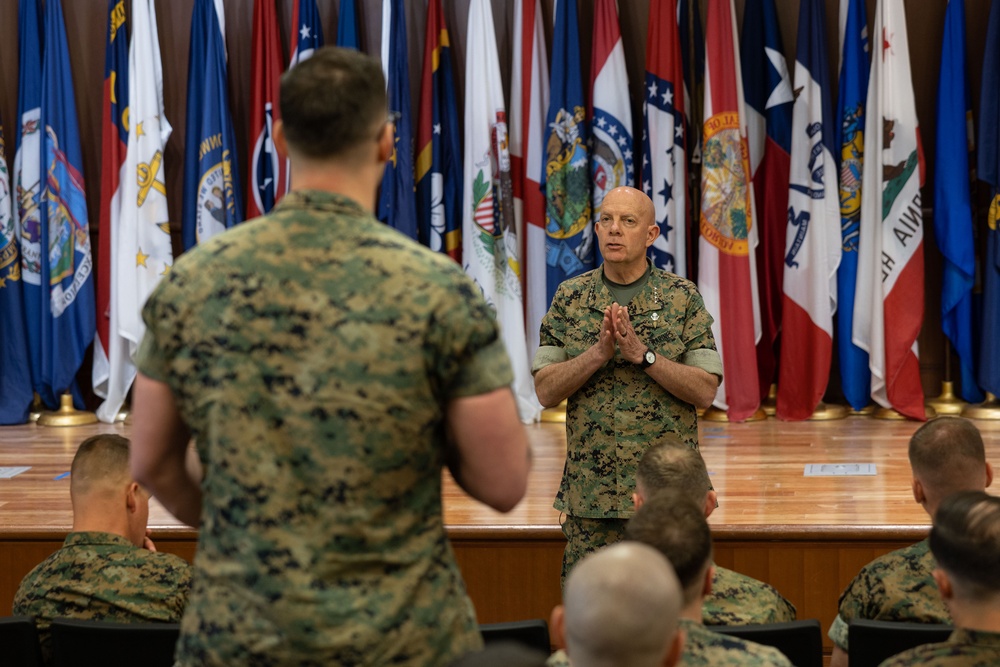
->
[[70, 434, 131, 497], [624, 489, 712, 602], [563, 542, 682, 667], [908, 417, 987, 496], [930, 490, 1000, 600], [279, 47, 387, 160], [636, 438, 711, 500]]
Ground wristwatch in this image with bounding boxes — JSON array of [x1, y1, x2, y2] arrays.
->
[[640, 348, 656, 369]]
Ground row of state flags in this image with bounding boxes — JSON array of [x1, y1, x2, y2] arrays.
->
[[3, 1, 1000, 425]]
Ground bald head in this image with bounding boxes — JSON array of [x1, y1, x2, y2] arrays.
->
[[635, 439, 712, 506], [600, 187, 655, 226], [909, 418, 991, 514], [562, 542, 683, 667], [69, 434, 150, 547]]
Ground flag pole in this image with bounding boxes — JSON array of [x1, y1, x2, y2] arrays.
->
[[927, 339, 966, 415], [36, 393, 97, 427]]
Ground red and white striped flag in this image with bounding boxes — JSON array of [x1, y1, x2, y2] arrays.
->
[[852, 0, 926, 419], [698, 0, 761, 421], [511, 0, 550, 359]]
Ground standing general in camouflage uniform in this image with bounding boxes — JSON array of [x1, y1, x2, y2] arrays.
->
[[130, 48, 531, 667], [633, 438, 796, 625], [532, 186, 722, 579], [829, 417, 994, 667], [14, 434, 191, 662], [878, 491, 1000, 667], [549, 491, 791, 667]]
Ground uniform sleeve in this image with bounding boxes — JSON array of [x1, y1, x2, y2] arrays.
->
[[134, 268, 187, 386], [829, 566, 874, 650], [533, 283, 573, 374], [681, 288, 717, 353]]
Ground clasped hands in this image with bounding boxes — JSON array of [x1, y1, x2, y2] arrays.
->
[[595, 302, 647, 365]]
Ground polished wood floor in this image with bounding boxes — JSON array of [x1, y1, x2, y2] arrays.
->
[[6, 415, 997, 537]]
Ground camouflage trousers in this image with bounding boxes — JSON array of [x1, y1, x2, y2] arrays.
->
[[560, 514, 628, 586]]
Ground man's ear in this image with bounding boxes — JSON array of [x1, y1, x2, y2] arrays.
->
[[273, 119, 288, 159], [704, 490, 718, 519], [912, 478, 925, 506], [125, 482, 139, 514], [702, 564, 715, 597], [932, 568, 954, 602], [986, 462, 994, 489], [550, 605, 566, 650], [376, 122, 394, 163], [632, 491, 644, 510]]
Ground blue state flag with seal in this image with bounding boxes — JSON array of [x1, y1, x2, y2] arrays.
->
[[835, 0, 872, 411], [40, 0, 96, 407], [543, 0, 592, 304], [182, 0, 244, 251], [978, 0, 1000, 397]]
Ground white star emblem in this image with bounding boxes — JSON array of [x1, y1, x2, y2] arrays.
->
[[647, 81, 658, 98], [662, 89, 673, 105], [624, 149, 633, 160], [433, 123, 441, 134], [608, 124, 618, 136], [300, 24, 311, 40], [597, 116, 607, 128]]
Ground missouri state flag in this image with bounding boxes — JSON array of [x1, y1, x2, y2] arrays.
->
[[40, 0, 96, 406], [0, 113, 32, 424], [853, 0, 926, 420], [511, 0, 549, 359], [741, 0, 792, 400], [699, 0, 761, 421], [290, 0, 324, 66], [14, 0, 44, 405], [93, 0, 128, 408], [378, 0, 418, 239], [978, 0, 1000, 397], [935, 0, 983, 403], [463, 0, 539, 422], [544, 0, 592, 304], [641, 0, 686, 276], [416, 0, 461, 259], [591, 0, 633, 255], [247, 0, 287, 219], [182, 0, 244, 250], [776, 0, 842, 420], [836, 0, 872, 411]]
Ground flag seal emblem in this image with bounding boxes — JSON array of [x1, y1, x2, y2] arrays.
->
[[700, 112, 751, 255]]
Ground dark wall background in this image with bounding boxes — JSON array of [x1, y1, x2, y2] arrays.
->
[[0, 0, 993, 405]]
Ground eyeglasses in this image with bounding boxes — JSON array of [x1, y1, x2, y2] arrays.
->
[[378, 111, 402, 140]]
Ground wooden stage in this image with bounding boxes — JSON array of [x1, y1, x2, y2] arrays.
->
[[2, 415, 999, 656]]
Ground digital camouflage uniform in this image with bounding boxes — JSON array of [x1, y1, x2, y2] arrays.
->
[[828, 539, 949, 651], [704, 566, 797, 625], [136, 191, 513, 666], [547, 620, 796, 666], [533, 266, 721, 576], [877, 628, 1000, 667], [13, 531, 191, 661]]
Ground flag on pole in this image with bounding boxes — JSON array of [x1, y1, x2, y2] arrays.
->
[[591, 0, 634, 262], [97, 0, 173, 423], [15, 0, 44, 405], [936, 0, 983, 403], [247, 0, 287, 219], [0, 114, 33, 424], [337, 0, 359, 49], [741, 0, 792, 400], [93, 0, 128, 407], [415, 0, 461, 259], [182, 0, 243, 250], [678, 0, 706, 278], [378, 0, 418, 239], [544, 0, 592, 303], [39, 0, 96, 405], [776, 0, 841, 420], [853, 0, 926, 420], [836, 0, 871, 411], [290, 0, 325, 66], [978, 0, 1000, 397], [511, 0, 550, 360], [699, 0, 760, 421], [463, 0, 539, 423], [641, 0, 686, 276]]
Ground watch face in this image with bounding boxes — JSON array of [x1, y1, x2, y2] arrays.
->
[[645, 350, 656, 364]]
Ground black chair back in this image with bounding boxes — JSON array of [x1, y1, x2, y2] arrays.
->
[[49, 618, 180, 667], [480, 619, 551, 654], [710, 619, 823, 667], [847, 619, 953, 667], [0, 616, 43, 667]]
